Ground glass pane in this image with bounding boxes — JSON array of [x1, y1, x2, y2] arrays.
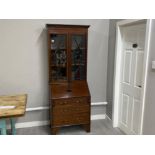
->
[[50, 34, 67, 81], [72, 35, 85, 50], [51, 34, 66, 50], [71, 35, 86, 80]]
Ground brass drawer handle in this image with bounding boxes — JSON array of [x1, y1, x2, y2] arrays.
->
[[76, 100, 80, 103], [62, 109, 68, 113]]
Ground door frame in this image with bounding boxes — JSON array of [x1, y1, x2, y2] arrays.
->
[[112, 19, 152, 134]]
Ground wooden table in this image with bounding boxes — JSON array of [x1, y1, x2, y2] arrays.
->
[[0, 94, 27, 135]]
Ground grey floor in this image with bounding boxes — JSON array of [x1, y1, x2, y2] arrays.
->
[[16, 118, 124, 135]]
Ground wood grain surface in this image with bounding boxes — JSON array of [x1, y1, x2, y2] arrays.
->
[[0, 94, 27, 118]]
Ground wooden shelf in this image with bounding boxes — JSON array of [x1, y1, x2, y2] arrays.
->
[[51, 64, 66, 67], [72, 48, 85, 50], [50, 79, 67, 83], [72, 64, 85, 66], [51, 48, 66, 50]]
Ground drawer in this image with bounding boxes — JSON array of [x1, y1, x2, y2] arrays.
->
[[52, 113, 90, 126], [52, 97, 89, 107], [53, 105, 90, 115]]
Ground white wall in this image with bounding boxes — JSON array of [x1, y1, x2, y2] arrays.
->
[[106, 19, 121, 119], [106, 19, 117, 119], [0, 19, 109, 122], [143, 19, 155, 134]]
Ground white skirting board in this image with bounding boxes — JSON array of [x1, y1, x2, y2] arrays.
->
[[91, 114, 106, 120], [6, 114, 106, 129], [26, 102, 108, 112]]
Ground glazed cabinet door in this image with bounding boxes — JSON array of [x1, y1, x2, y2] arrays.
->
[[70, 34, 87, 81], [49, 33, 68, 83]]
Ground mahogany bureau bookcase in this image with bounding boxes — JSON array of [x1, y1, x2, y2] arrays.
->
[[46, 24, 91, 134]]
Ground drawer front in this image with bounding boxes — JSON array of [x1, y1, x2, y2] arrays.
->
[[52, 113, 90, 126], [53, 97, 89, 107], [53, 105, 89, 115]]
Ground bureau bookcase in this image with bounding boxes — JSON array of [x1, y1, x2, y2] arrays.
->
[[46, 24, 91, 134]]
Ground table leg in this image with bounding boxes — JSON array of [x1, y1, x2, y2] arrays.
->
[[10, 118, 16, 135], [0, 119, 7, 135]]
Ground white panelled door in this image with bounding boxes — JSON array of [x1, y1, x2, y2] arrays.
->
[[118, 24, 146, 134]]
